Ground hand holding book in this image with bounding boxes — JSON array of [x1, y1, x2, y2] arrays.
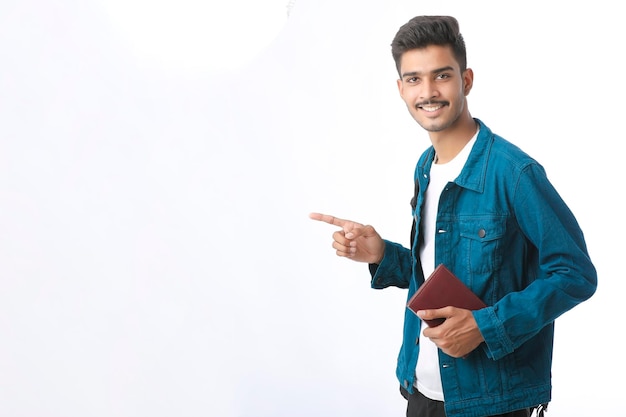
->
[[406, 264, 487, 327]]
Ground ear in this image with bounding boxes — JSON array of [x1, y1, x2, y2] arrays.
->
[[462, 68, 474, 96], [397, 78, 404, 99]]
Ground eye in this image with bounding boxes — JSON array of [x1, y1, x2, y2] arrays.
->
[[436, 73, 451, 80], [406, 76, 419, 84]]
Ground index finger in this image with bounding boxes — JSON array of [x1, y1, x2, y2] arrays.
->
[[309, 212, 349, 228]]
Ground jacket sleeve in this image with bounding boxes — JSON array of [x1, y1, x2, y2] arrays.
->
[[369, 239, 413, 289], [474, 163, 597, 360]]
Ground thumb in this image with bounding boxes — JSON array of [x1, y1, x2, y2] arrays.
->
[[345, 224, 376, 240]]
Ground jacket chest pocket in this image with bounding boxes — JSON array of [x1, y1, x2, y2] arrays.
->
[[459, 217, 507, 274]]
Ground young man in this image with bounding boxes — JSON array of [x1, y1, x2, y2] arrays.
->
[[310, 15, 597, 417]]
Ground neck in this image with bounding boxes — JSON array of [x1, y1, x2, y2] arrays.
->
[[430, 115, 477, 164]]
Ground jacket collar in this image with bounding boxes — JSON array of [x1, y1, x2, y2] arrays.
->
[[416, 118, 493, 194], [454, 118, 492, 193]]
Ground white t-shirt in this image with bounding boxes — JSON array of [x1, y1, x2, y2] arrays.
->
[[415, 133, 477, 401]]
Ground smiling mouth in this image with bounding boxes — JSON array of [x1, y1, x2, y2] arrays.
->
[[417, 102, 447, 112]]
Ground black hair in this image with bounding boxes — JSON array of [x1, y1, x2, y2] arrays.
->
[[391, 15, 467, 76]]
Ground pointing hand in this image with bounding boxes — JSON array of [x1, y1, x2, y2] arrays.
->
[[309, 212, 385, 264]]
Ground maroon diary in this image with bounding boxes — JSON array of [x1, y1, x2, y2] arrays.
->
[[406, 264, 487, 327]]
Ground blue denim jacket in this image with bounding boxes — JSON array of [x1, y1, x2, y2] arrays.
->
[[370, 119, 597, 417]]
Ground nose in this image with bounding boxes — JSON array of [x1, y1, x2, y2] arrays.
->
[[419, 79, 438, 102]]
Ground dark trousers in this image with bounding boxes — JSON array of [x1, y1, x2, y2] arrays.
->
[[401, 386, 534, 417]]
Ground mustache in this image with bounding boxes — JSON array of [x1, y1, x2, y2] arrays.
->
[[414, 100, 449, 109]]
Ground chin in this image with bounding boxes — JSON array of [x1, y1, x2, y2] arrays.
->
[[418, 120, 447, 133]]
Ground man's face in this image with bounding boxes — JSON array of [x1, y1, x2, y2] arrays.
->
[[396, 45, 473, 133]]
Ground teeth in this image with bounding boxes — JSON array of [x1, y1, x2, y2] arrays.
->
[[422, 105, 442, 112]]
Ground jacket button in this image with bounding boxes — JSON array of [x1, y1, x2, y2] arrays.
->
[[478, 229, 486, 238]]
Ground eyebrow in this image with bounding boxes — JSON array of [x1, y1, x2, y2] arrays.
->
[[401, 65, 455, 79]]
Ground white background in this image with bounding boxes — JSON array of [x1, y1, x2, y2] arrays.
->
[[0, 1, 622, 416]]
